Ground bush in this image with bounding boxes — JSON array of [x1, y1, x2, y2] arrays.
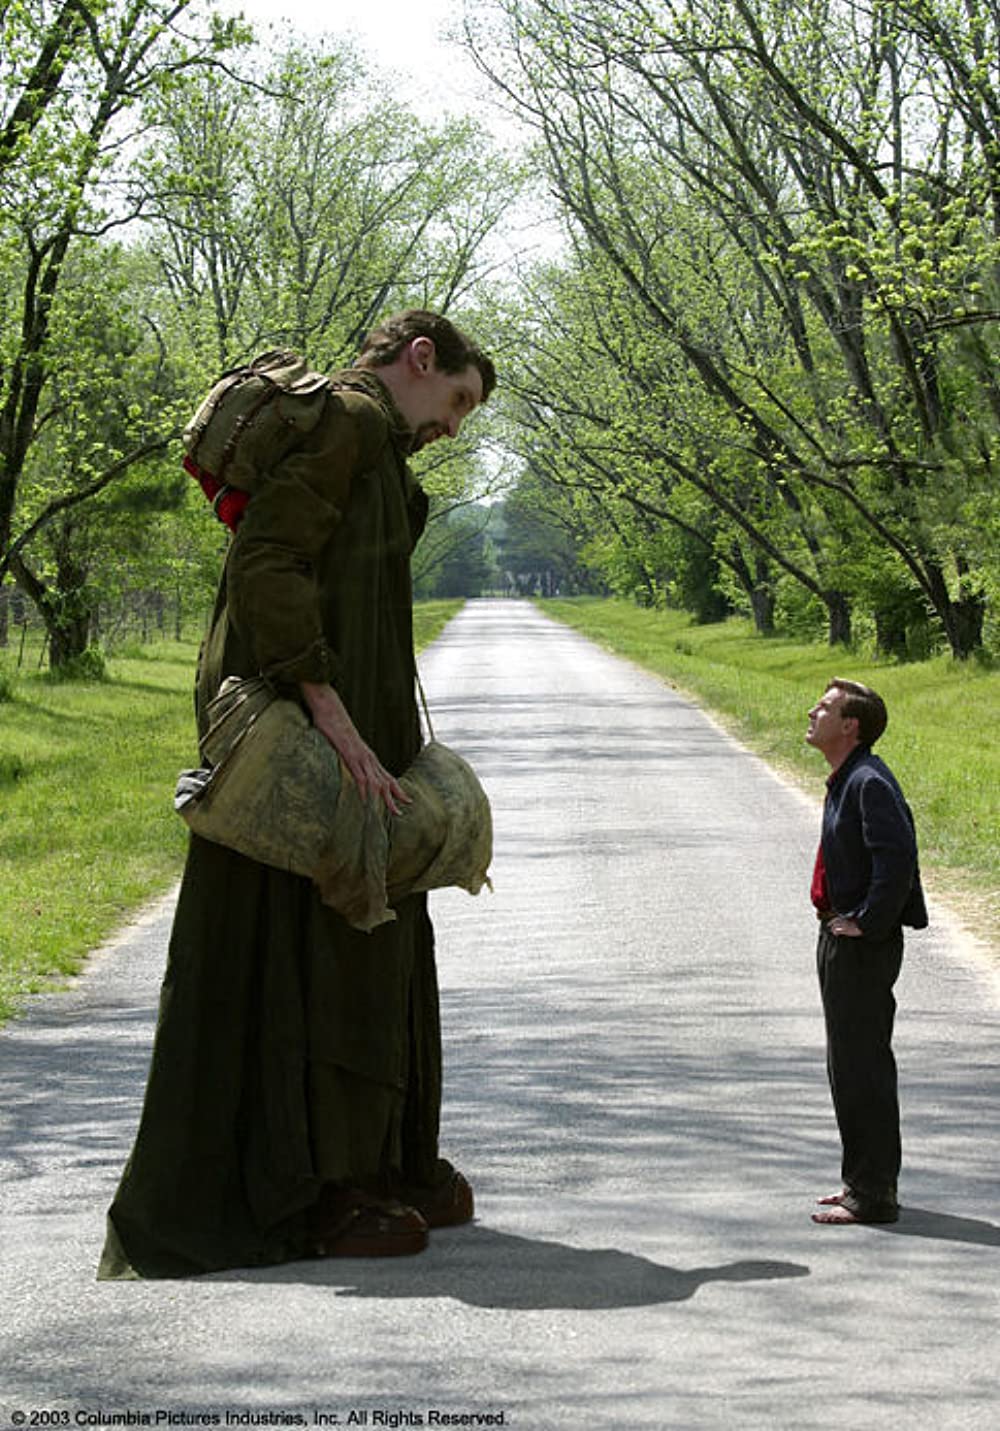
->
[[772, 581, 828, 641], [0, 752, 26, 785], [0, 666, 15, 703], [44, 646, 109, 683]]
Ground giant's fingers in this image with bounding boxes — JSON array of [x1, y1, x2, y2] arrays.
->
[[374, 769, 411, 816]]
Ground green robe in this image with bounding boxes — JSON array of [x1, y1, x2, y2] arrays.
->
[[99, 371, 445, 1279]]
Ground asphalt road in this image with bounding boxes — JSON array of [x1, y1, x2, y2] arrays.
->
[[2, 598, 998, 1430]]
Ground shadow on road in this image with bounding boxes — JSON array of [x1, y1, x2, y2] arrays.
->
[[211, 1224, 811, 1310], [881, 1208, 1000, 1246]]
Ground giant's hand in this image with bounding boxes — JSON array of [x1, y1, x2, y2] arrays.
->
[[300, 682, 411, 815]]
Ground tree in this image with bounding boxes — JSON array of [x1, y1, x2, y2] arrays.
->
[[490, 486, 598, 597], [2, 16, 518, 663], [0, 0, 243, 657], [469, 0, 1000, 654], [5, 239, 191, 658], [413, 502, 495, 598], [495, 251, 846, 631], [136, 43, 517, 372]]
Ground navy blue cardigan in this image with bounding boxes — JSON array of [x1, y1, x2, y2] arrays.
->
[[822, 746, 928, 939]]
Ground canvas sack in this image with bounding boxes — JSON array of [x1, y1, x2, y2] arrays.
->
[[174, 676, 492, 932]]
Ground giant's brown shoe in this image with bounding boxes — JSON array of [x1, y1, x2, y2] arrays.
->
[[392, 1169, 475, 1229], [306, 1186, 429, 1257]]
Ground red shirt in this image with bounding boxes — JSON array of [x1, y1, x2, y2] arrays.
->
[[811, 843, 831, 915]]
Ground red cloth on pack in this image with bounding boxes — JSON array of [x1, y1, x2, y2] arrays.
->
[[183, 455, 249, 533]]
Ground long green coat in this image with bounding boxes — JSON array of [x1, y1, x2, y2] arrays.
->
[[99, 371, 445, 1279]]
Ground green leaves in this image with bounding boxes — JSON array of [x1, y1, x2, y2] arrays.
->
[[472, 0, 1000, 655], [2, 9, 517, 665], [0, 0, 245, 662]]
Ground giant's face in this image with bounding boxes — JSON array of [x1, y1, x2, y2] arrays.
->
[[406, 361, 484, 452]]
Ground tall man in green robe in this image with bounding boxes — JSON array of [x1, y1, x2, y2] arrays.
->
[[99, 311, 496, 1277]]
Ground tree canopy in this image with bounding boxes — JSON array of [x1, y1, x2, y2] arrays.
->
[[468, 0, 1000, 656], [0, 3, 514, 662], [2, 0, 998, 663]]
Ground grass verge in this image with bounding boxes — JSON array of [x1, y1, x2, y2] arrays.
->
[[0, 599, 464, 1024], [540, 597, 999, 952]]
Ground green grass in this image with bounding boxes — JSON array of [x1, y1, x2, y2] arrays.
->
[[0, 599, 465, 1024], [0, 640, 196, 1023], [540, 597, 999, 950], [412, 599, 464, 651]]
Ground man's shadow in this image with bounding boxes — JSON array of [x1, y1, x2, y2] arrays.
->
[[219, 1225, 810, 1309], [879, 1207, 1000, 1246]]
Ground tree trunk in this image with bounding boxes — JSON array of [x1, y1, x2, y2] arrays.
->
[[750, 584, 776, 635], [949, 594, 986, 659], [10, 552, 92, 668], [636, 561, 658, 607], [925, 560, 985, 659], [0, 585, 8, 647], [48, 604, 92, 666], [874, 604, 908, 659], [824, 590, 852, 646], [726, 544, 775, 634]]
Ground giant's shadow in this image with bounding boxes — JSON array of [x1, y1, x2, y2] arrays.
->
[[210, 1223, 810, 1309]]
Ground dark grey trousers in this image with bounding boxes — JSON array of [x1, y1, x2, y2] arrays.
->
[[816, 923, 904, 1207]]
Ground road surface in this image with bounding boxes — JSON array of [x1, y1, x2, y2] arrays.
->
[[2, 599, 998, 1429]]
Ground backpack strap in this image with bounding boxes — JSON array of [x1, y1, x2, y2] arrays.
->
[[415, 666, 435, 744], [214, 382, 285, 483]]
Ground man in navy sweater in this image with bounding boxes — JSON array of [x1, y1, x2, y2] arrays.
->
[[806, 678, 928, 1225]]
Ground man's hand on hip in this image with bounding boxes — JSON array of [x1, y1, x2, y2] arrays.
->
[[828, 915, 864, 938]]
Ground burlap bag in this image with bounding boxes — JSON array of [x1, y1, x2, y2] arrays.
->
[[174, 676, 492, 932]]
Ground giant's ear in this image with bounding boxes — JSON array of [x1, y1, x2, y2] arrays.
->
[[407, 336, 436, 375]]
